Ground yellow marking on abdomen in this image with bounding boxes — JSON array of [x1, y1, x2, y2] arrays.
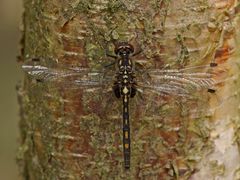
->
[[125, 144, 129, 149], [123, 87, 129, 94], [125, 131, 128, 138], [124, 96, 128, 102]]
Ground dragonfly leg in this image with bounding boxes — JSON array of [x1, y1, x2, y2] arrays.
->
[[105, 48, 118, 59], [104, 61, 115, 68]]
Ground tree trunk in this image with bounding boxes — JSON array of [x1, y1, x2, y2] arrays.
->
[[18, 0, 240, 179]]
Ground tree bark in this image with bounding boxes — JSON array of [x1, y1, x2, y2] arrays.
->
[[18, 0, 240, 179]]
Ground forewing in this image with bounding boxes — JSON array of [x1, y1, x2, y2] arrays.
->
[[138, 63, 226, 97], [22, 59, 114, 88]]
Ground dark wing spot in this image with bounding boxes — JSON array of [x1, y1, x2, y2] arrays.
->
[[208, 89, 216, 93]]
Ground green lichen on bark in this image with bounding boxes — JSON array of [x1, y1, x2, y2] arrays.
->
[[18, 0, 240, 179], [209, 160, 225, 177]]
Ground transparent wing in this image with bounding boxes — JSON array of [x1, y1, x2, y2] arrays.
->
[[137, 63, 226, 97], [22, 58, 114, 88]]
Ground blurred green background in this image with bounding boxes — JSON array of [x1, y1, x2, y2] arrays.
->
[[0, 0, 23, 179]]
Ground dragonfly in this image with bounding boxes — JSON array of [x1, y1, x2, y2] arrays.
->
[[22, 42, 223, 169]]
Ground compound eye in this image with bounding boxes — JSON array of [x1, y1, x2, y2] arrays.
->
[[114, 48, 120, 55], [127, 48, 133, 54], [115, 47, 124, 55]]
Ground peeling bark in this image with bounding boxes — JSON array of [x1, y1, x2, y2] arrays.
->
[[18, 0, 240, 179]]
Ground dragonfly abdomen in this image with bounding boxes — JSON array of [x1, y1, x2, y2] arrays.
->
[[122, 94, 130, 169], [114, 79, 136, 169]]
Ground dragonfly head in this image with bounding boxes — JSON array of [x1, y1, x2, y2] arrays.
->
[[114, 42, 134, 57]]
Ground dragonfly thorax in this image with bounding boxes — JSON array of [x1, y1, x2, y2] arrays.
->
[[118, 59, 133, 73]]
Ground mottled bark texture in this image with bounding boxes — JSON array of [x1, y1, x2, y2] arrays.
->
[[18, 0, 240, 179]]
